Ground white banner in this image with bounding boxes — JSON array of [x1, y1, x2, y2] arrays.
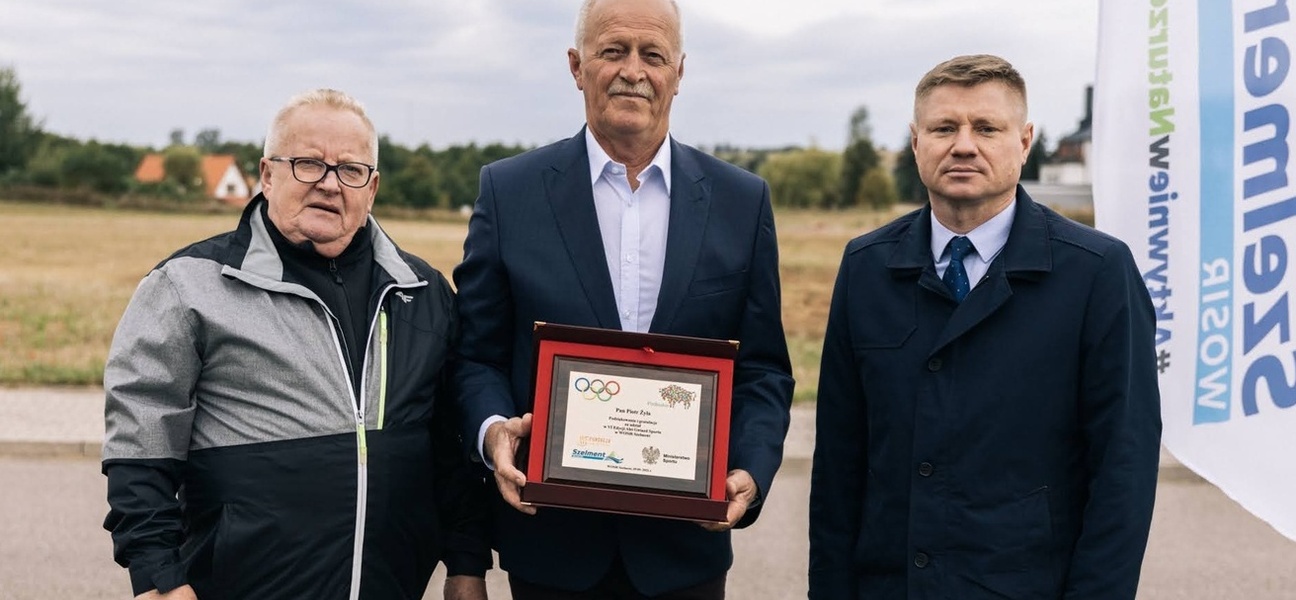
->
[[1094, 0, 1296, 540]]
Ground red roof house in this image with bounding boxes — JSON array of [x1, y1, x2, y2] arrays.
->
[[134, 153, 251, 206]]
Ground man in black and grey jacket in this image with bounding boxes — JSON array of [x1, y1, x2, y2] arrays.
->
[[102, 88, 490, 600]]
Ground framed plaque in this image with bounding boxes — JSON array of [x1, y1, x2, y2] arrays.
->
[[522, 322, 737, 522]]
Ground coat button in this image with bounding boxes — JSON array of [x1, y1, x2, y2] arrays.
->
[[914, 552, 929, 568], [927, 358, 943, 372], [918, 462, 934, 477]]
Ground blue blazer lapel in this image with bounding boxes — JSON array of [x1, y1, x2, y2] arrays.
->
[[544, 131, 621, 329], [650, 139, 709, 333]]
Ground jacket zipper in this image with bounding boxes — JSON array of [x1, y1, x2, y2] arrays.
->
[[311, 281, 424, 600], [321, 313, 369, 600], [346, 284, 414, 600], [376, 308, 389, 430]]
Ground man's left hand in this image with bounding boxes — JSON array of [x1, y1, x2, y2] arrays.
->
[[699, 469, 758, 532], [443, 574, 488, 600]]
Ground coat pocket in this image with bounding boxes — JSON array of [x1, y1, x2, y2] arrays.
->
[[850, 325, 916, 351], [208, 503, 257, 599], [965, 486, 1060, 598]]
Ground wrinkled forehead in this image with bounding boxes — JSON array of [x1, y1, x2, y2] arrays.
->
[[582, 0, 682, 51], [278, 106, 376, 157]]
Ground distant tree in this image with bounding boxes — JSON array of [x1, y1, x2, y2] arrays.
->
[[435, 142, 529, 208], [194, 128, 222, 153], [60, 140, 133, 193], [25, 140, 71, 187], [858, 166, 898, 209], [758, 148, 841, 209], [1021, 129, 1048, 181], [0, 65, 43, 176], [365, 137, 529, 209], [839, 106, 881, 208], [23, 136, 135, 193], [378, 136, 411, 173], [169, 128, 186, 147], [440, 144, 481, 208], [710, 144, 760, 173], [375, 136, 415, 206], [892, 139, 927, 203], [163, 145, 203, 192], [710, 144, 800, 174], [98, 141, 143, 175], [392, 153, 444, 208]]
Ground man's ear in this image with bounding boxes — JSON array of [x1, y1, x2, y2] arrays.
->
[[674, 53, 685, 95], [365, 171, 380, 214], [568, 48, 584, 90], [259, 157, 274, 195], [1021, 122, 1035, 163]]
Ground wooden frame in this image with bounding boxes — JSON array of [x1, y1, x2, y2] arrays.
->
[[522, 322, 737, 522]]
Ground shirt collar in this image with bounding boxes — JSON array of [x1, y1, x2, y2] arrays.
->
[[585, 127, 672, 193], [929, 198, 1017, 264]]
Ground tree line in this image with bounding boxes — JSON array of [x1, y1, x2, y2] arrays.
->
[[1, 66, 1048, 211], [712, 106, 903, 210]]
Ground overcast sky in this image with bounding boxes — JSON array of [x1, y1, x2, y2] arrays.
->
[[0, 0, 1098, 153]]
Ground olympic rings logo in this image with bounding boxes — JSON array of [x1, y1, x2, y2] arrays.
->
[[574, 377, 620, 401]]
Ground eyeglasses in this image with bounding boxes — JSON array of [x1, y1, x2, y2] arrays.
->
[[268, 156, 377, 188]]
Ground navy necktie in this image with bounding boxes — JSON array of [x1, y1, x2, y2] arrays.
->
[[942, 236, 975, 303]]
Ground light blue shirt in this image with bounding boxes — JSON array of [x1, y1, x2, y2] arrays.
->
[[585, 127, 673, 333], [930, 200, 1016, 293]]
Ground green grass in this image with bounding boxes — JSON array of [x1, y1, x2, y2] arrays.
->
[[0, 199, 946, 402]]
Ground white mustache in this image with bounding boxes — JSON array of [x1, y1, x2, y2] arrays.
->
[[607, 81, 654, 100]]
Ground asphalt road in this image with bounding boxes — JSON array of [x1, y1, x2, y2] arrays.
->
[[3, 455, 1294, 599]]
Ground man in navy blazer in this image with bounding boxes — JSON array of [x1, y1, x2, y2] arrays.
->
[[809, 54, 1162, 599], [452, 0, 794, 597]]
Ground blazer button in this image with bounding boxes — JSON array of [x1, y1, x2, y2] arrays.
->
[[914, 552, 929, 568], [927, 358, 943, 372], [918, 462, 934, 477]]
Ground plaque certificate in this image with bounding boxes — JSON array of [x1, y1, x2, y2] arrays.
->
[[522, 323, 737, 522]]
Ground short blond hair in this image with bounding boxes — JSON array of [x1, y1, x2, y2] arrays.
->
[[914, 54, 1027, 119], [263, 88, 379, 163]]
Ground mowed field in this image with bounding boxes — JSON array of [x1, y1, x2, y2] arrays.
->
[[0, 200, 908, 399]]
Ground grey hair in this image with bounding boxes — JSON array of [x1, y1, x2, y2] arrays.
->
[[263, 88, 379, 164], [574, 0, 683, 54]]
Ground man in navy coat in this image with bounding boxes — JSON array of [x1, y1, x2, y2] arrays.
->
[[452, 0, 794, 597], [809, 54, 1162, 599]]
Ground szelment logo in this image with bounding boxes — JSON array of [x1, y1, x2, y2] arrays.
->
[[574, 377, 621, 401], [571, 449, 624, 464]]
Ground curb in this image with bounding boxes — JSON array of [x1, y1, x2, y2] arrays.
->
[[0, 391, 1204, 486], [0, 443, 1205, 485], [0, 440, 101, 459]]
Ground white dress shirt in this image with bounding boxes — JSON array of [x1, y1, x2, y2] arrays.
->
[[930, 199, 1016, 293], [585, 127, 673, 333]]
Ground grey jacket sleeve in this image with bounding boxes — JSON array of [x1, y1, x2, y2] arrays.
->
[[102, 267, 201, 595]]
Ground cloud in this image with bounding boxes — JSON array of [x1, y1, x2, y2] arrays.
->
[[675, 1, 1097, 149], [0, 0, 1097, 151]]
